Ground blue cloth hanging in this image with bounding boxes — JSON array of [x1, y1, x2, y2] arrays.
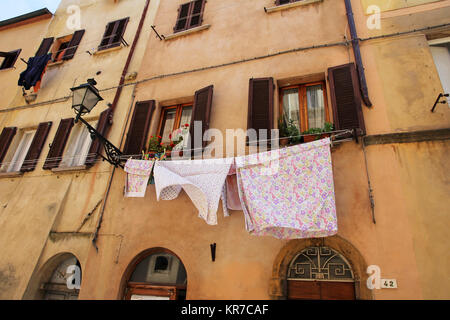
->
[[18, 53, 52, 90]]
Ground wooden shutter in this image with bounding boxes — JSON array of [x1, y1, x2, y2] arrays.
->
[[123, 101, 155, 157], [0, 49, 21, 69], [247, 78, 274, 141], [62, 30, 85, 60], [20, 122, 52, 172], [43, 118, 74, 170], [0, 127, 17, 165], [35, 37, 54, 56], [188, 0, 206, 29], [85, 108, 113, 166], [99, 18, 129, 50], [328, 63, 366, 136], [174, 2, 192, 32], [189, 85, 214, 150]]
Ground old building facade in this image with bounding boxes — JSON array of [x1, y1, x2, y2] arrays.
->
[[0, 0, 449, 300], [0, 0, 160, 299]]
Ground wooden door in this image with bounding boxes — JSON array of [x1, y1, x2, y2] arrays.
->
[[288, 280, 355, 300]]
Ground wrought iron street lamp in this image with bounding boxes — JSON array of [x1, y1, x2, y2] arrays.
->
[[70, 79, 124, 168]]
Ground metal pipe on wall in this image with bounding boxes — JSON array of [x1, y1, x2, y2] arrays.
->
[[344, 0, 373, 107]]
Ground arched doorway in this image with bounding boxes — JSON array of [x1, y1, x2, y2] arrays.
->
[[123, 248, 187, 300], [28, 253, 82, 300], [287, 246, 355, 300]]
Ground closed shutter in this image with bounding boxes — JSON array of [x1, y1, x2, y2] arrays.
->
[[174, 0, 205, 32], [43, 118, 74, 170], [20, 122, 52, 172], [0, 127, 17, 165], [328, 63, 366, 136], [123, 101, 155, 157], [62, 30, 85, 60], [174, 3, 192, 32], [247, 77, 274, 141], [188, 0, 206, 29], [85, 108, 113, 166], [189, 85, 214, 150], [35, 37, 54, 56], [99, 18, 129, 50]]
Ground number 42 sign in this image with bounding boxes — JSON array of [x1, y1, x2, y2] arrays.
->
[[367, 266, 398, 290]]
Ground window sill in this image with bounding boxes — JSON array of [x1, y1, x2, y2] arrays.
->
[[264, 0, 323, 13], [164, 24, 211, 41], [51, 165, 88, 173], [0, 171, 24, 179], [93, 45, 123, 56], [0, 67, 15, 72], [47, 60, 64, 67]]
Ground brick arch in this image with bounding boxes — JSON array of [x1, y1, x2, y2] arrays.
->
[[269, 236, 373, 300]]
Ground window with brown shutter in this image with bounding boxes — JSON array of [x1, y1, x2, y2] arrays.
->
[[62, 30, 85, 60], [123, 101, 155, 157], [248, 78, 274, 142], [99, 18, 129, 51], [85, 108, 113, 166], [20, 122, 52, 172], [189, 85, 214, 150], [0, 127, 17, 166], [328, 63, 366, 136], [158, 104, 193, 145], [174, 0, 206, 33], [35, 37, 54, 56], [43, 118, 74, 170], [0, 49, 21, 70]]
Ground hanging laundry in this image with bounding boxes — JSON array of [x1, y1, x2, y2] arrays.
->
[[154, 158, 233, 225], [18, 53, 52, 90], [235, 138, 337, 239], [33, 60, 50, 93], [124, 159, 154, 198]]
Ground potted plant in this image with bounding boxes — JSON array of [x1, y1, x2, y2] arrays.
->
[[278, 118, 290, 146], [302, 127, 324, 143], [321, 122, 334, 138], [286, 120, 301, 145]]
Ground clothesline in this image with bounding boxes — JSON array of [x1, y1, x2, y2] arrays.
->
[[124, 138, 339, 240]]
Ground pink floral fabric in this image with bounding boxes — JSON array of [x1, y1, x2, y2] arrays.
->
[[124, 159, 154, 198], [235, 138, 337, 239]]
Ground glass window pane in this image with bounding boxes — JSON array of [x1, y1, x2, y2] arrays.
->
[[161, 109, 177, 144], [306, 85, 325, 129], [178, 106, 192, 148], [282, 88, 300, 131], [8, 131, 35, 172]]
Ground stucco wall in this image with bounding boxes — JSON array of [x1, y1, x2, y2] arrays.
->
[[78, 0, 449, 300]]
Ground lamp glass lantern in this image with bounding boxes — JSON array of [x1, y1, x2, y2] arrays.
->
[[70, 79, 104, 119]]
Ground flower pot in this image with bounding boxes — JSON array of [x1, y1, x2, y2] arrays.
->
[[279, 137, 289, 146], [303, 135, 318, 143], [321, 133, 331, 139]]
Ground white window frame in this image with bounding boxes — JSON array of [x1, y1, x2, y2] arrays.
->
[[429, 37, 450, 106]]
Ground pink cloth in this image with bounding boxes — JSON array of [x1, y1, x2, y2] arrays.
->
[[124, 159, 154, 198], [226, 174, 242, 211], [235, 138, 337, 239]]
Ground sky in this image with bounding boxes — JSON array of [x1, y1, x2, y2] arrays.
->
[[0, 0, 61, 21]]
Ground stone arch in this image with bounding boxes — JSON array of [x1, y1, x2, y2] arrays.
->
[[118, 247, 188, 300], [23, 252, 82, 300], [269, 236, 372, 300]]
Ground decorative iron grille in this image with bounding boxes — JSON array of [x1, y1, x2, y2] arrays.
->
[[288, 247, 354, 281]]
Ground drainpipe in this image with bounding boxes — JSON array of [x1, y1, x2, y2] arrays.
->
[[92, 0, 151, 249], [110, 0, 151, 112], [344, 0, 373, 107]]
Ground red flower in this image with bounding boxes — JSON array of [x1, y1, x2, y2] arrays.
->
[[184, 124, 190, 127], [150, 136, 154, 138], [169, 134, 172, 139], [170, 143, 175, 148], [158, 135, 162, 139], [160, 142, 164, 146]]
